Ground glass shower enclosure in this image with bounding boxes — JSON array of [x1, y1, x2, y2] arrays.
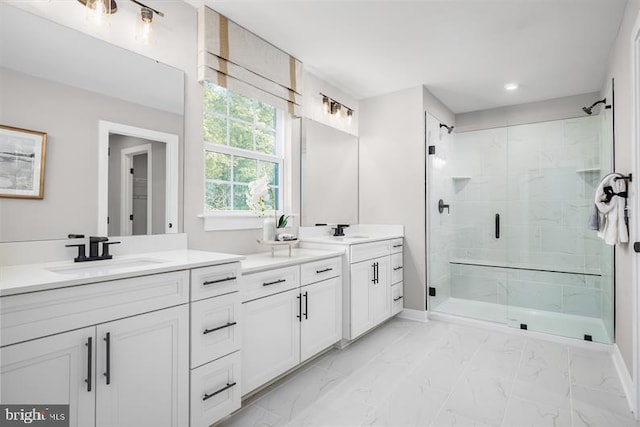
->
[[426, 105, 614, 343]]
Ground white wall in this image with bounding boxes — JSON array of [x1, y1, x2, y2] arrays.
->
[[603, 0, 640, 379], [455, 92, 601, 133], [360, 86, 425, 310]]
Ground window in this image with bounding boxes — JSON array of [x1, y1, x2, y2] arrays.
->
[[203, 82, 284, 214]]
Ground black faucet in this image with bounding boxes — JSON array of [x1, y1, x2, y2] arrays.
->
[[332, 224, 350, 237], [66, 235, 120, 263]]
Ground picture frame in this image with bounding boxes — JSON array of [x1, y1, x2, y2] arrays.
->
[[0, 125, 47, 199]]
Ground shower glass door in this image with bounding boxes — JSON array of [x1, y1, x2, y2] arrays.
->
[[427, 113, 509, 324], [504, 114, 614, 343]]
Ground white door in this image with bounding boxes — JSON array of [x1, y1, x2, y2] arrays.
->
[[300, 277, 342, 362], [0, 327, 96, 427], [95, 305, 189, 427], [242, 288, 301, 394], [372, 256, 391, 325], [350, 259, 376, 338]]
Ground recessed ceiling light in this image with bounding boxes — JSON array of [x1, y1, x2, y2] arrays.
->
[[504, 83, 519, 91]]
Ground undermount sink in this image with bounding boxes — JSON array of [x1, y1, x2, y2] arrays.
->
[[47, 258, 167, 276]]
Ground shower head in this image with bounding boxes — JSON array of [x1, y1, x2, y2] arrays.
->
[[582, 98, 607, 115], [440, 123, 454, 134]]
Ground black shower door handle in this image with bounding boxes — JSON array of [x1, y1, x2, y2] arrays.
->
[[495, 214, 500, 239]]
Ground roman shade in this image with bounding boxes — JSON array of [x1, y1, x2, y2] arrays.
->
[[197, 6, 303, 115]]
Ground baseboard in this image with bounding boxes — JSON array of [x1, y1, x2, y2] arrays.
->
[[399, 308, 429, 322], [612, 343, 636, 416]]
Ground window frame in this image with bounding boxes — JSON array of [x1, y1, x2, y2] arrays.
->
[[201, 85, 286, 230]]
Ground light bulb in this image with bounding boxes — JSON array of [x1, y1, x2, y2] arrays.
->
[[136, 7, 154, 44]]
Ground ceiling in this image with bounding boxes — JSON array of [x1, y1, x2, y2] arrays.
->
[[188, 0, 628, 113]]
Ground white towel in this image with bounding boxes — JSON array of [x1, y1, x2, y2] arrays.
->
[[594, 173, 629, 245]]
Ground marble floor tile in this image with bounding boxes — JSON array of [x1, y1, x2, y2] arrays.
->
[[501, 395, 572, 427], [569, 348, 625, 395], [442, 371, 512, 426], [217, 404, 284, 427], [253, 366, 346, 422], [219, 318, 636, 427], [431, 409, 493, 427]]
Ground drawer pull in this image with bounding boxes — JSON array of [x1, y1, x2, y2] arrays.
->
[[316, 267, 333, 274], [393, 266, 403, 271], [203, 382, 237, 401], [203, 276, 236, 286], [393, 244, 403, 248], [393, 296, 404, 302], [104, 332, 111, 385], [263, 278, 286, 287], [203, 321, 237, 335]]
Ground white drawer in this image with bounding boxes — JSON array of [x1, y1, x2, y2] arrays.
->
[[191, 293, 241, 369], [191, 262, 241, 302], [300, 257, 342, 286], [390, 238, 404, 254], [1, 270, 189, 347], [350, 241, 390, 264], [241, 266, 299, 302], [190, 351, 241, 427], [392, 282, 404, 315], [391, 253, 403, 284]]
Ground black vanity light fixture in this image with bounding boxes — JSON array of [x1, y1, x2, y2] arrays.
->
[[320, 93, 354, 121]]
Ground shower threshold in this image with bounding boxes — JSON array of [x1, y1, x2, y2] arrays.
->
[[434, 297, 611, 343]]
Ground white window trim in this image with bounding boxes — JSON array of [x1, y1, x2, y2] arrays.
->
[[200, 107, 289, 231]]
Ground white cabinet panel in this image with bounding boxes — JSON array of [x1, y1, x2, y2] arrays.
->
[[300, 277, 341, 362], [241, 266, 299, 302], [191, 293, 240, 369], [350, 259, 375, 338], [242, 288, 300, 394], [391, 253, 403, 284], [190, 351, 241, 427], [350, 241, 390, 264], [191, 263, 240, 302], [392, 282, 404, 315], [390, 239, 404, 254], [0, 327, 96, 427], [96, 305, 189, 427], [371, 256, 391, 326], [300, 257, 341, 286]]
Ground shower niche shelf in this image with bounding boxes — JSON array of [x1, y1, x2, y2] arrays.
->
[[451, 176, 472, 180]]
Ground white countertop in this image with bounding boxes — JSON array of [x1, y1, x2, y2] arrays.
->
[[299, 234, 404, 246], [241, 248, 345, 274], [0, 249, 244, 297]]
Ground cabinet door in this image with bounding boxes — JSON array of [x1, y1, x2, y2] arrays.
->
[[0, 327, 96, 427], [372, 256, 391, 325], [350, 259, 375, 338], [242, 288, 300, 394], [96, 305, 189, 427], [300, 277, 342, 362]]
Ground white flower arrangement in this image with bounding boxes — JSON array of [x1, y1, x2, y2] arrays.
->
[[247, 175, 271, 217]]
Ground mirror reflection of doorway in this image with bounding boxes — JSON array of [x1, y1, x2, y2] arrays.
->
[[107, 135, 166, 236]]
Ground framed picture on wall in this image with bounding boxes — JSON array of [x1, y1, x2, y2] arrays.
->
[[0, 125, 47, 199]]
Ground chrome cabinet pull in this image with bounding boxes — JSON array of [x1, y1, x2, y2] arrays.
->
[[203, 322, 237, 335], [203, 276, 236, 286], [263, 278, 286, 287], [203, 382, 237, 401]]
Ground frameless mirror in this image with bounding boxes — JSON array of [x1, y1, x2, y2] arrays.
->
[[0, 3, 184, 242], [301, 118, 358, 226]]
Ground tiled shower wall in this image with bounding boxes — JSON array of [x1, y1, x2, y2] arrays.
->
[[428, 115, 613, 340]]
